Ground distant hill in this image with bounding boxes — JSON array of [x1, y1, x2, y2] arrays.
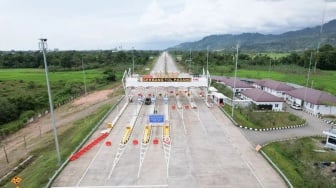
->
[[168, 19, 336, 52]]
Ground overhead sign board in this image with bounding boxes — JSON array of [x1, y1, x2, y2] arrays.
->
[[142, 78, 191, 82], [149, 114, 165, 124]]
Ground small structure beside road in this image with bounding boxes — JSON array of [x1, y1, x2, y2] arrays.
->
[[286, 87, 336, 115], [323, 127, 336, 150], [241, 88, 284, 111]]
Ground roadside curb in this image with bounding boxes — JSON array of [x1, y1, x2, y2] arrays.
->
[[321, 118, 336, 126], [238, 123, 307, 132], [219, 106, 307, 132]]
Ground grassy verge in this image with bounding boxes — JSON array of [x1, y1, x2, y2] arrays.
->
[[221, 105, 304, 129], [212, 68, 336, 96], [262, 137, 336, 187], [1, 103, 112, 187]]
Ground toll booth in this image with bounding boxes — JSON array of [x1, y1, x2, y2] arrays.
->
[[209, 92, 226, 105]]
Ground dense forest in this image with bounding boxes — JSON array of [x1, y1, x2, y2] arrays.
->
[[171, 44, 336, 72]]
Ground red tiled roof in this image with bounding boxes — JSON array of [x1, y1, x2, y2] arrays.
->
[[241, 89, 284, 102], [255, 79, 295, 91], [212, 77, 254, 89], [286, 87, 336, 105]]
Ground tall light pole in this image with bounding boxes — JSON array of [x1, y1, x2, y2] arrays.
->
[[304, 52, 313, 110], [81, 56, 87, 106], [206, 46, 209, 73], [189, 48, 192, 74], [39, 38, 61, 165], [313, 2, 326, 73], [232, 43, 239, 118], [132, 47, 135, 76]]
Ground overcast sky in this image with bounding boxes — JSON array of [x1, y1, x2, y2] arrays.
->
[[1, 0, 336, 50]]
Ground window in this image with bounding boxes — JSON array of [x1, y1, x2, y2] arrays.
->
[[275, 104, 279, 108], [328, 137, 336, 145]]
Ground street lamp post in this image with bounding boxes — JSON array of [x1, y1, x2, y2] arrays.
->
[[39, 38, 61, 165], [132, 47, 135, 76], [232, 43, 239, 118], [206, 46, 209, 73]]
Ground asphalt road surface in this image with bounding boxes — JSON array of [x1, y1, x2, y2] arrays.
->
[[52, 52, 286, 188]]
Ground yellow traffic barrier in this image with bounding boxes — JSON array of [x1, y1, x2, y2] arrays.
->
[[121, 126, 132, 144], [163, 125, 170, 144], [142, 125, 151, 144], [163, 125, 170, 138], [107, 123, 113, 128]]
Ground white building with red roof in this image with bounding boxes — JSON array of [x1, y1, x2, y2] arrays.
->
[[253, 79, 295, 99], [212, 76, 254, 94], [285, 87, 336, 115], [241, 89, 284, 111]]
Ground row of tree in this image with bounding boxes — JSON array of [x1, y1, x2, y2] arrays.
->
[[170, 44, 336, 71], [0, 50, 159, 70]]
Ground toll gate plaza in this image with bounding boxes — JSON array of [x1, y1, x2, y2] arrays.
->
[[52, 52, 286, 188]]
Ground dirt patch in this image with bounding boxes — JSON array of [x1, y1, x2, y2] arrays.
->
[[72, 90, 114, 106], [0, 88, 121, 178]]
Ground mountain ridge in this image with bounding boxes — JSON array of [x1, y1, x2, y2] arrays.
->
[[168, 19, 336, 52]]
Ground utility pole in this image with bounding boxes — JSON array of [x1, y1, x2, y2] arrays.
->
[[81, 56, 87, 105], [206, 46, 209, 73], [189, 49, 192, 74], [313, 3, 326, 73], [132, 47, 135, 76], [304, 52, 313, 109], [39, 38, 61, 165], [232, 43, 239, 118]]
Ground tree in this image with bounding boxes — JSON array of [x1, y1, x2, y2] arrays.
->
[[0, 98, 19, 124]]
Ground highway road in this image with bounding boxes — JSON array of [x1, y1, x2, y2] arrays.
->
[[52, 52, 286, 188]]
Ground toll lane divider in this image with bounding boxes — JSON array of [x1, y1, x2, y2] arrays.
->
[[142, 125, 151, 144], [121, 126, 133, 144], [163, 125, 170, 144], [108, 101, 129, 133], [46, 95, 125, 188], [70, 132, 109, 161]]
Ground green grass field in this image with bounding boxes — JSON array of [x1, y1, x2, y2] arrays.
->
[[0, 68, 109, 136], [0, 68, 103, 84], [213, 67, 336, 96], [262, 137, 336, 187], [258, 52, 291, 59]]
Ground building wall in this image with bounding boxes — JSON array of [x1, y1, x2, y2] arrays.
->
[[298, 99, 336, 116], [264, 87, 286, 98], [316, 105, 336, 115], [286, 95, 303, 106], [241, 94, 283, 111], [255, 101, 283, 111]]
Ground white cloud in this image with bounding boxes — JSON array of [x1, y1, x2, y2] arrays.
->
[[0, 0, 336, 50], [138, 0, 336, 43]]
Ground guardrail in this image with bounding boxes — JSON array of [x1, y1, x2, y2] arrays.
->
[[44, 95, 125, 188], [69, 132, 109, 161]]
